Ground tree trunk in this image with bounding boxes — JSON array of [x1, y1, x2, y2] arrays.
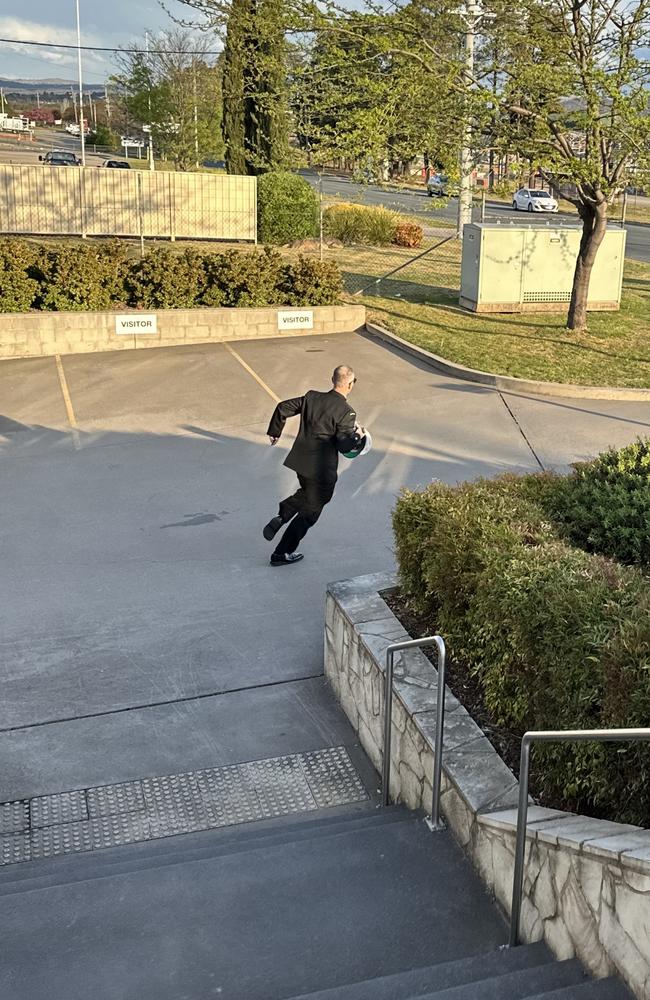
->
[[567, 201, 608, 331], [488, 147, 495, 191], [423, 150, 431, 182]]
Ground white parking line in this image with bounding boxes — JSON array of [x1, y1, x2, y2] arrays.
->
[[223, 342, 281, 404], [54, 355, 81, 450]]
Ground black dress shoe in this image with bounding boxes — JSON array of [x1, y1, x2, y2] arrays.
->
[[270, 552, 304, 566], [263, 516, 284, 541]]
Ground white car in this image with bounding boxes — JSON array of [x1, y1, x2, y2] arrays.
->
[[512, 188, 558, 213]]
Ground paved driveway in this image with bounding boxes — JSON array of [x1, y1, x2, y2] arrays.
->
[[1, 333, 649, 801]]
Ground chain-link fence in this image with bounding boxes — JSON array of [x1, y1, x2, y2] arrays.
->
[[342, 234, 461, 302]]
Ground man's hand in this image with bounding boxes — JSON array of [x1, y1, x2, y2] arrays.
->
[[269, 436, 280, 446]]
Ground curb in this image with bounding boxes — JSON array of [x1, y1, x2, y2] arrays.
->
[[364, 322, 650, 402]]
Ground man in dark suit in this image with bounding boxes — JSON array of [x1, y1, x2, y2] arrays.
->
[[263, 365, 364, 566]]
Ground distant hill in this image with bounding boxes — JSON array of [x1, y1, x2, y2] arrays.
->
[[0, 77, 102, 94]]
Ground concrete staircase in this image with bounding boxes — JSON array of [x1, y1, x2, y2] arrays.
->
[[0, 803, 633, 1000]]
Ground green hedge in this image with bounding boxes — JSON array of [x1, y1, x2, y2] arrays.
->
[[257, 171, 319, 245], [392, 450, 650, 825], [528, 439, 650, 568], [0, 239, 341, 311]]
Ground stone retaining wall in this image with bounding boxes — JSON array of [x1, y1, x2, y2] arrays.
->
[[0, 304, 366, 360], [325, 573, 650, 1000]]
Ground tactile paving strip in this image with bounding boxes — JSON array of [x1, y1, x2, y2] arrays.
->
[[0, 801, 29, 836], [0, 746, 368, 866]]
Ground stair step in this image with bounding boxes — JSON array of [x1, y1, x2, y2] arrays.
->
[[0, 803, 414, 895], [527, 976, 634, 999], [286, 942, 553, 1000], [0, 814, 507, 1000], [402, 959, 585, 999]]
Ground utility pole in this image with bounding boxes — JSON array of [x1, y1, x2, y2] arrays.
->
[[193, 63, 200, 169], [104, 84, 111, 125], [145, 31, 155, 171], [457, 0, 481, 238], [36, 91, 41, 109], [75, 0, 86, 165], [0, 88, 5, 116]]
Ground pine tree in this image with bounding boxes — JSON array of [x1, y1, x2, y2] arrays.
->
[[223, 0, 288, 175], [222, 0, 248, 174]]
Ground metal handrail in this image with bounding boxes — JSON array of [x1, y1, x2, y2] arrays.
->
[[381, 635, 446, 830], [509, 727, 650, 948]]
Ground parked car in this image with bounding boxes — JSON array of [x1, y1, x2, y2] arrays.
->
[[426, 173, 449, 197], [101, 159, 130, 169], [512, 188, 558, 212], [39, 150, 80, 166]]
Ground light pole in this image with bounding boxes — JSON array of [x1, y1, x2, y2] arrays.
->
[[75, 0, 86, 165], [193, 64, 200, 169], [145, 32, 155, 171], [457, 1, 493, 238]]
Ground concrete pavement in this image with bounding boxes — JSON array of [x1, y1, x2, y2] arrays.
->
[[1, 333, 649, 803]]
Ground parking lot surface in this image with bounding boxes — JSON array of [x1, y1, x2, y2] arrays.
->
[[1, 332, 649, 800]]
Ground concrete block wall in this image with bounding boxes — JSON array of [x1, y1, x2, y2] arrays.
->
[[0, 304, 366, 360], [325, 573, 650, 1000]]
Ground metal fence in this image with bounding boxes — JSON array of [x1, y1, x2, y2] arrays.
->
[[343, 233, 462, 303], [0, 165, 257, 242]]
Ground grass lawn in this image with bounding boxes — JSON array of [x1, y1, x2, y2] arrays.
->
[[332, 243, 650, 388]]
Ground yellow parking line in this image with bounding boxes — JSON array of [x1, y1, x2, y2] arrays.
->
[[223, 342, 280, 404], [54, 354, 81, 450]]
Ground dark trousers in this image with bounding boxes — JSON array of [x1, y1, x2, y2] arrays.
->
[[274, 475, 335, 555]]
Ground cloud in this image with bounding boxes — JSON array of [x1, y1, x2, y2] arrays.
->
[[0, 16, 107, 74]]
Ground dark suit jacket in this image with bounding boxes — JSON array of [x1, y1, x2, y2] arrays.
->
[[267, 389, 360, 484]]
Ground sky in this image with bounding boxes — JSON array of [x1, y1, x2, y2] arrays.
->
[[0, 2, 199, 83]]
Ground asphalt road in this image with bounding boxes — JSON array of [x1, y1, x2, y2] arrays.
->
[[309, 172, 650, 263]]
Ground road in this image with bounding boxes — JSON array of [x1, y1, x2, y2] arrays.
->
[[308, 172, 650, 263], [0, 126, 141, 166]]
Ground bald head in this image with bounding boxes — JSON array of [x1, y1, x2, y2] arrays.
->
[[332, 365, 356, 396]]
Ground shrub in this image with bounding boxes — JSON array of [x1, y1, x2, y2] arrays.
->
[[392, 463, 650, 825], [323, 203, 398, 246], [257, 171, 319, 245], [199, 247, 284, 307], [393, 222, 424, 248], [393, 476, 554, 628], [124, 248, 203, 309], [32, 242, 128, 311], [279, 257, 342, 306], [0, 238, 39, 311], [471, 542, 648, 820], [532, 440, 650, 569], [0, 238, 342, 311]]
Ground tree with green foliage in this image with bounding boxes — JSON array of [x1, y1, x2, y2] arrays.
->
[[481, 0, 650, 330], [179, 0, 290, 174], [222, 0, 248, 173], [291, 7, 463, 181], [113, 29, 224, 170], [300, 0, 650, 330]]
